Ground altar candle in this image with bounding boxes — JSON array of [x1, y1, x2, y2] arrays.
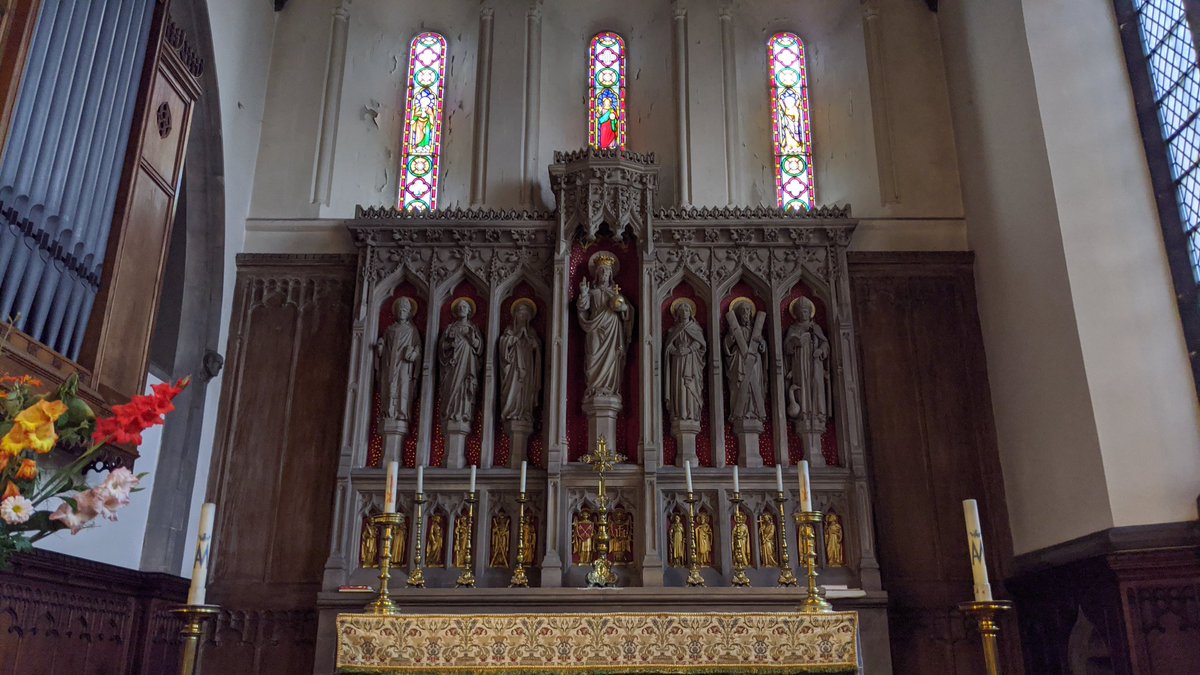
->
[[469, 464, 477, 493], [733, 465, 740, 494], [775, 464, 784, 493], [384, 461, 398, 513], [187, 503, 216, 605], [963, 499, 993, 601], [685, 460, 694, 493], [520, 461, 528, 493], [798, 460, 813, 512], [417, 464, 424, 494]]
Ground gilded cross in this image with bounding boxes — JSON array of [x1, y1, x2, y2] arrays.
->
[[580, 436, 626, 476]]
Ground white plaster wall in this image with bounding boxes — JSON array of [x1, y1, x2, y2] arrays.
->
[[1021, 0, 1200, 529]]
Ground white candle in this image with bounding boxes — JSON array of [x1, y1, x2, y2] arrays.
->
[[187, 503, 216, 605], [469, 465, 477, 493], [775, 464, 784, 493], [733, 465, 740, 493], [519, 461, 527, 493], [798, 460, 813, 512], [963, 499, 993, 601], [384, 461, 398, 513], [684, 460, 694, 493], [416, 465, 424, 494]]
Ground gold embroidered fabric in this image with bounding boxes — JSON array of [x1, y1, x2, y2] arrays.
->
[[335, 611, 859, 674]]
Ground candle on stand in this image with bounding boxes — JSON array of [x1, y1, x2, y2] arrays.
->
[[519, 461, 527, 493], [798, 460, 813, 512], [416, 465, 424, 494], [186, 503, 216, 605], [733, 465, 740, 493], [962, 499, 993, 601], [685, 460, 694, 493], [775, 464, 784, 493], [469, 464, 477, 493], [384, 461, 398, 513]]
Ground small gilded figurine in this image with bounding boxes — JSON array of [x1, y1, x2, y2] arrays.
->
[[668, 513, 686, 567], [758, 513, 779, 568], [489, 511, 511, 567], [696, 511, 714, 567], [732, 509, 752, 568], [824, 511, 846, 568], [427, 513, 446, 567], [453, 514, 471, 569]]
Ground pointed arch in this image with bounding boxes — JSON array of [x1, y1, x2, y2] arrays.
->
[[768, 32, 814, 211], [589, 32, 626, 150], [399, 32, 448, 211]]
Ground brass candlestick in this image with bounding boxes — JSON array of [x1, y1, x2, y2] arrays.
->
[[456, 491, 478, 587], [684, 491, 705, 587], [774, 491, 799, 587], [509, 491, 530, 587], [169, 604, 220, 675], [959, 600, 1014, 675], [581, 437, 624, 588], [407, 492, 427, 588], [795, 511, 832, 613], [366, 512, 404, 614], [728, 492, 751, 587]]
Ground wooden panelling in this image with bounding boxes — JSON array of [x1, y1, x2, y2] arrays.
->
[[848, 252, 1021, 674], [204, 254, 355, 672]]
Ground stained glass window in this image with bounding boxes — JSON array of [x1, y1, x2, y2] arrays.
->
[[589, 32, 626, 150], [399, 32, 448, 211], [769, 32, 814, 211]]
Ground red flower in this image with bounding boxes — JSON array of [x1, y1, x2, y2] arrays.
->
[[91, 378, 190, 447]]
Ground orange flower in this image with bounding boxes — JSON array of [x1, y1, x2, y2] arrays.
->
[[3, 481, 19, 500], [14, 459, 36, 481], [1, 399, 67, 455]]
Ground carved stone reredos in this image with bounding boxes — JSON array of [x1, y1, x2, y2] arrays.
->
[[548, 147, 660, 252]]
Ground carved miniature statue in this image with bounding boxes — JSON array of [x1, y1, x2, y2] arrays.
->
[[453, 513, 471, 569], [573, 507, 596, 565], [359, 515, 378, 568], [723, 299, 767, 424], [520, 517, 537, 565], [824, 512, 846, 568], [696, 511, 714, 567], [664, 298, 706, 426], [758, 513, 779, 568], [489, 511, 511, 567], [784, 296, 830, 433], [439, 298, 484, 427], [391, 514, 408, 565], [610, 507, 633, 564], [576, 252, 633, 402], [499, 299, 543, 424], [427, 513, 446, 566], [668, 513, 686, 567], [375, 297, 422, 422], [797, 520, 813, 562], [732, 509, 752, 568]]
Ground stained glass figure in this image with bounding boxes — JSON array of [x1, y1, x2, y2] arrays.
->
[[399, 32, 448, 211], [769, 32, 814, 211], [589, 32, 626, 150]]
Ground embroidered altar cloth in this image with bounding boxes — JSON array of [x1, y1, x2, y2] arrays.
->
[[335, 610, 860, 674]]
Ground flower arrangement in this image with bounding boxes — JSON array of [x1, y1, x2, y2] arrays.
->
[[0, 371, 188, 569]]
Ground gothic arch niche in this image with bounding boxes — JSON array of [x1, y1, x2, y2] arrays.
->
[[431, 277, 488, 469], [368, 280, 429, 469], [718, 277, 772, 468]]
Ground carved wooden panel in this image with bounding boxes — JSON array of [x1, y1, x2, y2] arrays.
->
[[848, 252, 1021, 674]]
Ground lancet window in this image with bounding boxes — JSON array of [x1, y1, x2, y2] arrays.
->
[[589, 32, 626, 150], [768, 32, 814, 211], [399, 32, 448, 211]]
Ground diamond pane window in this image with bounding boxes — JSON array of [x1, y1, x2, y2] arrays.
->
[[399, 32, 448, 211], [589, 32, 626, 150], [768, 32, 815, 211]]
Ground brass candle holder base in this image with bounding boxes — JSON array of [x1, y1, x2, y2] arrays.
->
[[684, 491, 705, 587], [509, 491, 530, 587], [728, 492, 751, 587], [774, 491, 799, 587], [959, 600, 1013, 675], [795, 511, 833, 613], [408, 492, 427, 588], [367, 512, 404, 615], [455, 491, 478, 588], [170, 604, 220, 675]]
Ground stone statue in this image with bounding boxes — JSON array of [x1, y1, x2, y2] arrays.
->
[[439, 297, 483, 466], [573, 507, 596, 565], [732, 509, 752, 568], [489, 511, 511, 567], [359, 515, 378, 568], [668, 513, 686, 567], [664, 298, 706, 463], [453, 513, 471, 569], [499, 298, 543, 466], [520, 517, 537, 565], [696, 511, 714, 567], [427, 513, 446, 566], [576, 252, 633, 451], [759, 513, 778, 568], [723, 298, 767, 465], [784, 296, 830, 440], [375, 297, 422, 435], [825, 512, 845, 567]]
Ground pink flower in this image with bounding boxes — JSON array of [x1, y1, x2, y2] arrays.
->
[[49, 498, 98, 534]]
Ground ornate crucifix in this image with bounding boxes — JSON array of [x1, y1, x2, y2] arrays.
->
[[580, 436, 625, 588]]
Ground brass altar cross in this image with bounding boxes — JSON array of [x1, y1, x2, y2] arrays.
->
[[580, 436, 626, 476], [580, 436, 624, 588]]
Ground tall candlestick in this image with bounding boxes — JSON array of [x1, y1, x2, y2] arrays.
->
[[384, 461, 398, 513], [469, 464, 477, 493], [417, 465, 424, 494], [775, 464, 784, 493], [684, 460, 694, 493], [963, 499, 993, 601], [733, 465, 740, 493], [798, 460, 813, 512], [519, 460, 527, 492], [187, 503, 216, 605]]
